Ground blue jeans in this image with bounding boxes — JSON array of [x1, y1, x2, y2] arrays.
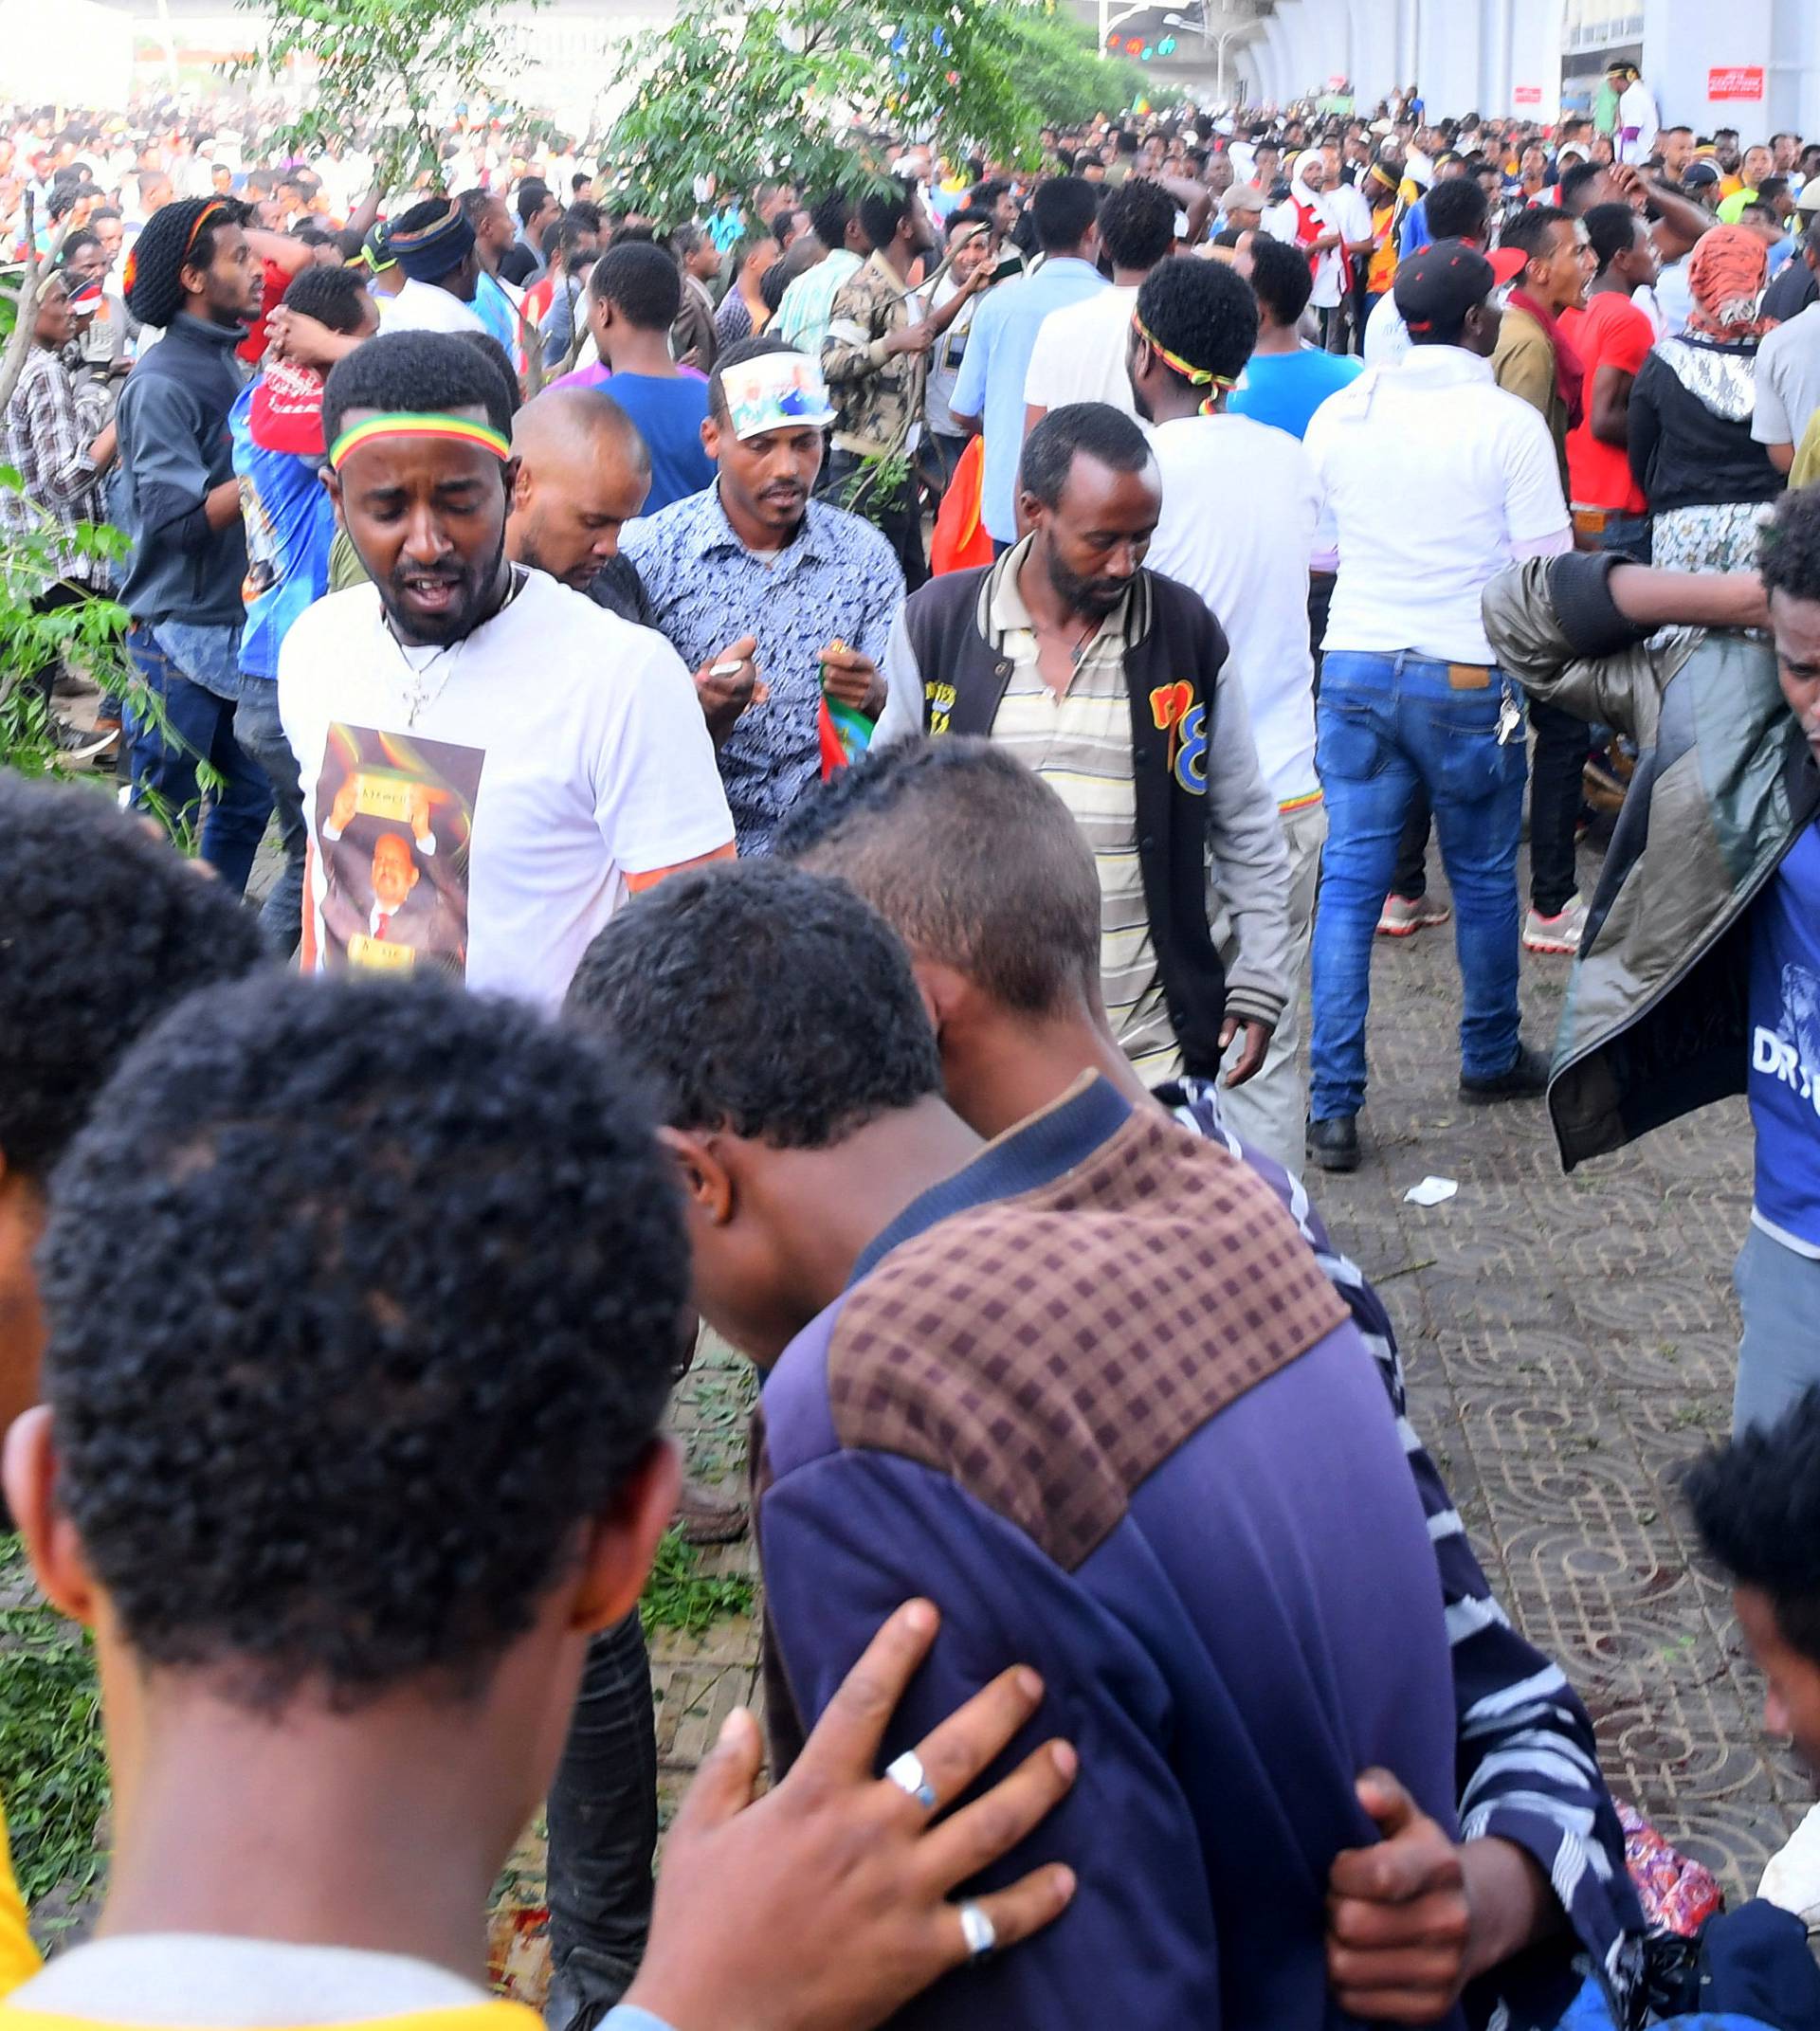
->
[[1309, 651, 1528, 1122], [232, 679, 306, 955], [126, 625, 273, 897], [1733, 1223, 1820, 1437]]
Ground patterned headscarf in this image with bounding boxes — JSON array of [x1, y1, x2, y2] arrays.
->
[[1686, 225, 1768, 340]]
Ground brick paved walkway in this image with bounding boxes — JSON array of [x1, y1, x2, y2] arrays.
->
[[1331, 869, 1805, 1899], [490, 854, 1804, 2007]]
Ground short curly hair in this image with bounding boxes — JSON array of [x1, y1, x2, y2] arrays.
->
[[322, 329, 518, 449], [565, 861, 941, 1148], [0, 776, 267, 1180], [39, 973, 688, 1709], [1097, 176, 1178, 273], [1135, 254, 1259, 389], [1684, 1387, 1820, 1666], [125, 194, 250, 328], [1759, 483, 1820, 607]]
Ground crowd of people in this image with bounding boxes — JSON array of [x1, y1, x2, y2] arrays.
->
[[1, 66, 1820, 2031]]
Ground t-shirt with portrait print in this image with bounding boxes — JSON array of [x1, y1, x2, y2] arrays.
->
[[279, 569, 734, 1008]]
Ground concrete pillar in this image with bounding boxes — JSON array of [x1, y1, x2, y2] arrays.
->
[[1488, 0, 1565, 120], [1347, 0, 1399, 107], [1412, 1, 1482, 123], [1237, 32, 1273, 106], [1768, 0, 1820, 139], [1274, 0, 1318, 100], [1257, 14, 1291, 105], [1644, 0, 1786, 140]]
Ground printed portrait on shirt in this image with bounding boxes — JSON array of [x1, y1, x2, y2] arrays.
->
[[312, 723, 483, 981]]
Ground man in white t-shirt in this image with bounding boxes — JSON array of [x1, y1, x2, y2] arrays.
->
[[1024, 176, 1208, 431], [1301, 243, 1572, 1175], [279, 330, 735, 1008], [1131, 256, 1323, 1173]]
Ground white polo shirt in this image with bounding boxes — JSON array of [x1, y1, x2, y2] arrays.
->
[[279, 569, 734, 1007], [1302, 346, 1570, 666]]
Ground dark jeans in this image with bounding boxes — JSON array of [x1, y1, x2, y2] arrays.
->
[[232, 679, 307, 955], [1528, 696, 1588, 918], [1392, 796, 1433, 900], [543, 1611, 658, 2031], [125, 626, 273, 896], [1574, 508, 1652, 563], [1307, 571, 1337, 694], [24, 583, 93, 715], [1394, 710, 1587, 916], [822, 446, 928, 590]]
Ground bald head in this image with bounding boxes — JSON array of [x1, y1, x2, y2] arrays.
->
[[512, 384, 650, 474], [507, 387, 653, 591]]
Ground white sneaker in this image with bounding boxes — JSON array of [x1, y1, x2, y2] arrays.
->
[[1759, 1800, 1820, 1929], [1376, 893, 1451, 937], [1523, 894, 1589, 955]]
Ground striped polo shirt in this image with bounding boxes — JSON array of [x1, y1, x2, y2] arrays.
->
[[985, 548, 1174, 1082]]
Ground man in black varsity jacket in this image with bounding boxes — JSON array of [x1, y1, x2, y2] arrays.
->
[[875, 400, 1293, 1096]]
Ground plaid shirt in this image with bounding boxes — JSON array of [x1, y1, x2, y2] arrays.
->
[[2, 345, 111, 589]]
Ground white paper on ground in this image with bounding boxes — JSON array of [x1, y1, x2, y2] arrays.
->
[[1403, 1176, 1459, 1207]]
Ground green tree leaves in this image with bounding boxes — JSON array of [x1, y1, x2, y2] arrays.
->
[[610, 0, 1162, 224], [238, 0, 541, 195]]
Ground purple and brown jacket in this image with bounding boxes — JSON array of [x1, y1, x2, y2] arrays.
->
[[755, 1077, 1465, 2029]]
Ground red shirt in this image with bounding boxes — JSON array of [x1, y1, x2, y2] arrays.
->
[[1563, 291, 1654, 514], [237, 258, 295, 367]]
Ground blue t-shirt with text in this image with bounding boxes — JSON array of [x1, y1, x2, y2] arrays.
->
[[1749, 819, 1820, 1248]]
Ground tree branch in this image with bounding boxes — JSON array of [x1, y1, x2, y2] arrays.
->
[[0, 195, 63, 420]]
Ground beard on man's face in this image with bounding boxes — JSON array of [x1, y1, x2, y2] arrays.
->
[[1045, 538, 1130, 622], [374, 526, 509, 646]]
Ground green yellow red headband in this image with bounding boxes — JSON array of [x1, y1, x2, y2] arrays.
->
[[1131, 311, 1238, 412], [328, 412, 513, 470]]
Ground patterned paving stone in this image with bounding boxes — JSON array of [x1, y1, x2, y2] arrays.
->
[[497, 846, 1800, 2004], [1320, 847, 1801, 1901]]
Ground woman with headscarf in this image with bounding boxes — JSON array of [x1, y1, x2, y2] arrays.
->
[[1627, 224, 1784, 571]]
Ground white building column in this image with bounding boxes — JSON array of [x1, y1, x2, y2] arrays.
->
[[1498, 0, 1565, 120], [1255, 13, 1292, 104], [1411, 4, 1483, 126], [1641, 0, 1818, 145], [1346, 0, 1399, 107], [1273, 0, 1320, 101]]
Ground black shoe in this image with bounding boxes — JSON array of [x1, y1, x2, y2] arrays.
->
[[1460, 1043, 1551, 1105], [1306, 1115, 1360, 1172]]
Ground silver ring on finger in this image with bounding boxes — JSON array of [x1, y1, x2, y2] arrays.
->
[[957, 1898, 996, 1964], [883, 1748, 939, 1811]]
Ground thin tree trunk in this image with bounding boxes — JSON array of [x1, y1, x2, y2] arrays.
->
[[0, 196, 64, 420]]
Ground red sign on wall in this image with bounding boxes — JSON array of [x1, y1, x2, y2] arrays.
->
[[1708, 65, 1766, 101], [1513, 84, 1543, 107]]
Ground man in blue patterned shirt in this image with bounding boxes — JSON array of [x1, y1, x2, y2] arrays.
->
[[624, 336, 905, 854]]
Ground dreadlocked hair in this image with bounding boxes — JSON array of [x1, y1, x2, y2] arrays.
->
[[124, 196, 248, 328]]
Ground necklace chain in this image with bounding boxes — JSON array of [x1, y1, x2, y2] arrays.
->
[[383, 566, 524, 726]]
